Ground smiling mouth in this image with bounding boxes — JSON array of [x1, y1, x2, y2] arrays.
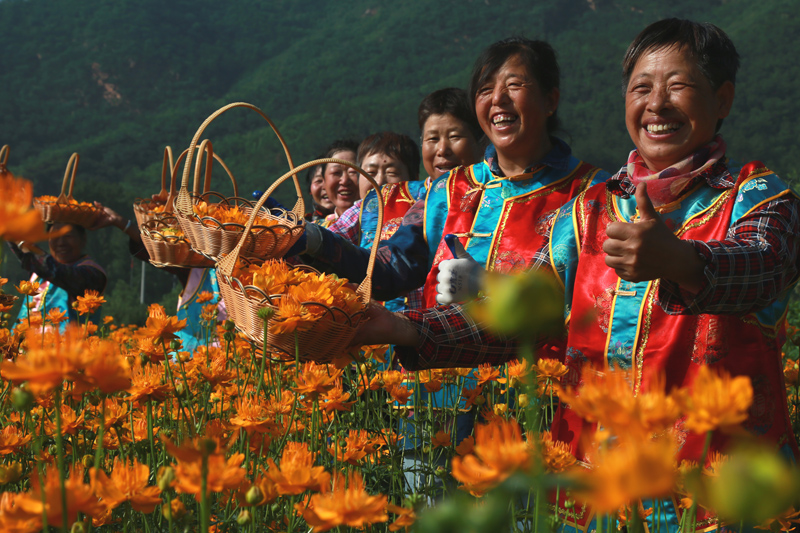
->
[[492, 114, 518, 126], [646, 123, 682, 134]]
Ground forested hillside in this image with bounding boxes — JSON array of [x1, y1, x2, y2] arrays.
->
[[1, 0, 798, 323]]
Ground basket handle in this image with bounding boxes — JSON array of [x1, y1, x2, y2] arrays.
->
[[189, 139, 240, 199], [165, 148, 191, 214], [0, 145, 9, 171], [217, 158, 384, 306], [57, 153, 80, 204], [154, 147, 173, 202], [174, 102, 300, 217]]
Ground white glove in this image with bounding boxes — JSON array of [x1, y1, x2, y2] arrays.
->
[[435, 235, 485, 305]]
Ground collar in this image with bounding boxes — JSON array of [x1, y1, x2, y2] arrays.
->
[[484, 137, 572, 177], [606, 156, 735, 198]]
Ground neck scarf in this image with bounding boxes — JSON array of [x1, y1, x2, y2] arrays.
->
[[620, 135, 727, 207]]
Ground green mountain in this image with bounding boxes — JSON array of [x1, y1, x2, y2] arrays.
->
[[1, 0, 798, 323]]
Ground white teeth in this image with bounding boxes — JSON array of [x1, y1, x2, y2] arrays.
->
[[647, 123, 681, 133], [492, 115, 516, 125]]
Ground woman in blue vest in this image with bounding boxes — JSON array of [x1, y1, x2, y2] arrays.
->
[[11, 223, 107, 325]]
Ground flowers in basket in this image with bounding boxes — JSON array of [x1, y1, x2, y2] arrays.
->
[[34, 195, 95, 209], [194, 201, 284, 230], [232, 259, 364, 335]]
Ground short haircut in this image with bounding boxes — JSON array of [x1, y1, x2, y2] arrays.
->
[[622, 18, 739, 94], [48, 223, 86, 241], [321, 139, 360, 174], [417, 88, 483, 142], [356, 132, 421, 180], [468, 37, 561, 134]]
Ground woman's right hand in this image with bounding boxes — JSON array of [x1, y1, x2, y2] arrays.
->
[[350, 302, 420, 348]]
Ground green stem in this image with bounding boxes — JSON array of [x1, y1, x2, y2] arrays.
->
[[54, 387, 69, 532], [201, 452, 210, 533], [94, 397, 106, 469]]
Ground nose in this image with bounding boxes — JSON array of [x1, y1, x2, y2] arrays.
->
[[646, 85, 670, 113], [491, 84, 510, 106], [436, 138, 452, 157]]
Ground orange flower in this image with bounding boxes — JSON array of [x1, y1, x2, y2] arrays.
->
[[14, 280, 40, 297], [462, 385, 483, 409], [569, 433, 676, 513], [328, 429, 381, 465], [538, 431, 576, 473], [784, 359, 800, 387], [431, 430, 452, 448], [476, 363, 501, 385], [196, 291, 215, 304], [388, 503, 417, 532], [172, 452, 246, 501], [75, 289, 105, 315], [451, 418, 531, 496], [455, 435, 475, 456], [386, 384, 413, 405], [140, 303, 187, 343], [293, 362, 342, 399], [266, 441, 330, 495], [320, 386, 355, 413], [127, 363, 170, 406], [679, 365, 753, 434], [271, 295, 319, 335], [0, 171, 52, 242], [296, 471, 388, 532], [0, 425, 32, 455], [13, 466, 105, 528], [228, 397, 274, 435], [91, 457, 162, 513], [45, 308, 68, 325]]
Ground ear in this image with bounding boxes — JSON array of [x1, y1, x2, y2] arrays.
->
[[715, 81, 735, 119], [546, 87, 561, 116]]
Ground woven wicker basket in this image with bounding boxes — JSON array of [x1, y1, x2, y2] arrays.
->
[[138, 140, 242, 268], [0, 145, 9, 174], [132, 147, 174, 228], [216, 158, 384, 363], [33, 153, 101, 227], [174, 102, 305, 262]]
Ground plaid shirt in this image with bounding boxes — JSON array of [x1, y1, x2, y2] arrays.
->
[[328, 200, 363, 245], [397, 163, 800, 369]]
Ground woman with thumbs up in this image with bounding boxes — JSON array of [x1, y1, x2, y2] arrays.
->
[[357, 19, 800, 528]]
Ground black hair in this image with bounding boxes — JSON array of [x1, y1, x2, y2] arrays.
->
[[356, 132, 421, 181], [321, 139, 360, 175], [417, 88, 483, 142], [468, 37, 561, 134], [622, 18, 739, 93]]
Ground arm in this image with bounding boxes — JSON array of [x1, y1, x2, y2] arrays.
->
[[8, 243, 106, 298], [350, 302, 520, 371], [303, 199, 431, 301], [658, 193, 800, 315]]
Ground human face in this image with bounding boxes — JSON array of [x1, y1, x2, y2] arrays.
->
[[359, 152, 411, 199], [309, 166, 333, 212], [474, 55, 559, 175], [323, 150, 359, 215], [625, 45, 734, 172], [49, 224, 84, 264], [421, 113, 482, 179]]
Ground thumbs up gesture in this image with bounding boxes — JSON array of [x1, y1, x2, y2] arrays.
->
[[603, 182, 704, 290], [436, 234, 484, 305]]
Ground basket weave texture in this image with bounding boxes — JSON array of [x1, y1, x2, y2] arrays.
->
[[216, 158, 384, 363], [33, 153, 101, 227], [174, 102, 305, 262], [140, 216, 214, 269], [133, 147, 174, 228]]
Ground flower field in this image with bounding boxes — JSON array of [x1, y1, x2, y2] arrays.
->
[[2, 168, 800, 533]]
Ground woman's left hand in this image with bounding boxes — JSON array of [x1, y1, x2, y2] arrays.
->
[[603, 182, 705, 292], [350, 302, 420, 348]]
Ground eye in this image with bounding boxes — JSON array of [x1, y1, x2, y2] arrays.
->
[[425, 136, 439, 143], [477, 85, 494, 97]]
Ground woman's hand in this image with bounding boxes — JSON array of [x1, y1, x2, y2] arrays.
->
[[350, 302, 420, 348], [90, 202, 126, 230], [603, 182, 705, 292]]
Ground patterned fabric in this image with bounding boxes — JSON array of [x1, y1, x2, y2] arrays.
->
[[302, 139, 608, 304], [610, 135, 727, 207], [399, 158, 800, 371], [327, 199, 363, 245]]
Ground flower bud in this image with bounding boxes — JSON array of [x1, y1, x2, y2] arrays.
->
[[509, 376, 521, 389], [11, 387, 33, 412], [517, 394, 530, 408], [257, 307, 275, 322], [223, 331, 236, 342], [82, 455, 94, 468], [70, 521, 87, 533], [199, 438, 217, 455], [237, 509, 252, 526], [169, 339, 182, 351], [157, 466, 175, 491], [174, 382, 186, 398], [162, 498, 186, 521], [245, 486, 263, 505], [224, 319, 236, 332], [475, 395, 486, 406]]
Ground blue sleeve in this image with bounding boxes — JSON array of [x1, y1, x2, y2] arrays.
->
[[302, 200, 430, 301]]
